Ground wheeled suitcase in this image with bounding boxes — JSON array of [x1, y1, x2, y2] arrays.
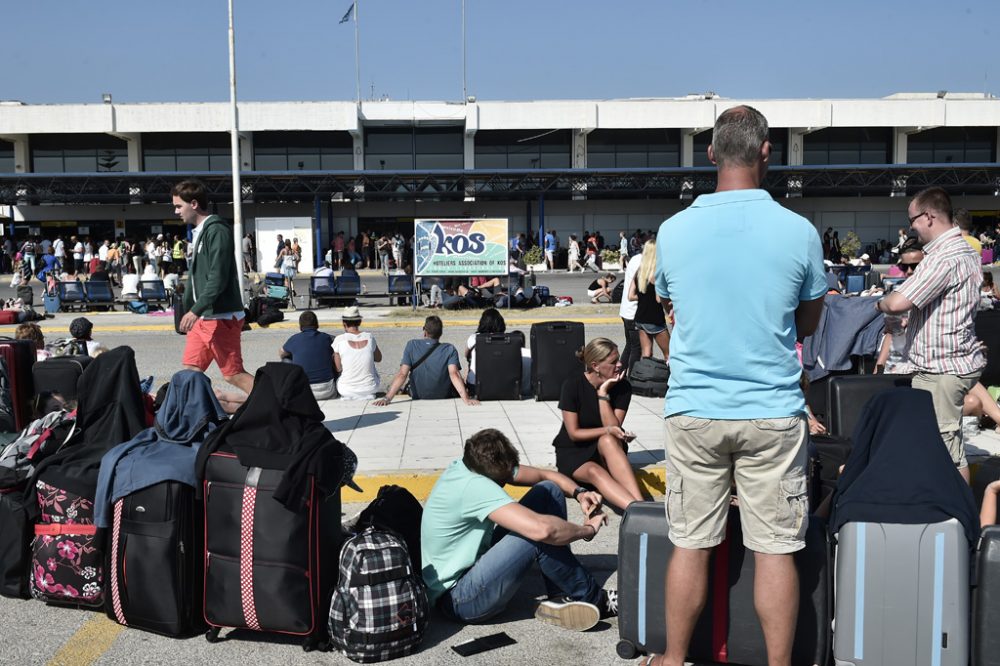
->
[[32, 355, 92, 402], [0, 488, 33, 598], [106, 481, 204, 636], [973, 525, 1000, 665], [530, 321, 584, 400], [0, 338, 35, 432], [202, 451, 341, 647], [810, 434, 852, 509], [826, 374, 911, 438], [629, 357, 669, 398], [172, 291, 187, 336], [975, 310, 1000, 387], [973, 456, 1000, 510], [832, 520, 969, 666], [475, 332, 524, 401], [616, 502, 831, 664]]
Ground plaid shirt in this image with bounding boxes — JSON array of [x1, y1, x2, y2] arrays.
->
[[897, 226, 985, 375]]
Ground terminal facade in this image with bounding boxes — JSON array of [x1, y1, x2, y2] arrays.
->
[[1, 93, 999, 261]]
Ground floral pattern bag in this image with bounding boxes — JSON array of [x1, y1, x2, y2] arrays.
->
[[30, 480, 103, 606]]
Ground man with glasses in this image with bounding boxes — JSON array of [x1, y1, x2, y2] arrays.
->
[[876, 237, 924, 373], [877, 187, 985, 481]]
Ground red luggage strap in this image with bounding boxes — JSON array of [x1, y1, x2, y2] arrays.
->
[[34, 523, 97, 536], [240, 467, 262, 631], [711, 521, 732, 662], [109, 499, 127, 626]]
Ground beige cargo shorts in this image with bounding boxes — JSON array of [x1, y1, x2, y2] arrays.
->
[[663, 415, 809, 555]]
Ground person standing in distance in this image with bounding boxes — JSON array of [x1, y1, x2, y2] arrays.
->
[[648, 106, 826, 666], [876, 187, 985, 482], [172, 179, 254, 394]]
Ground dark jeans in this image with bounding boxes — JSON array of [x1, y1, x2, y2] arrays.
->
[[621, 317, 642, 375], [438, 481, 602, 623]]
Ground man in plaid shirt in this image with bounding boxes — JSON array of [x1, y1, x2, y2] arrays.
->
[[877, 186, 985, 481]]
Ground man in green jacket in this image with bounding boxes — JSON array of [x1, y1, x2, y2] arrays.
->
[[172, 179, 253, 393]]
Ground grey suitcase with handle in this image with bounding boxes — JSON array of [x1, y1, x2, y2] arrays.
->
[[833, 519, 969, 666]]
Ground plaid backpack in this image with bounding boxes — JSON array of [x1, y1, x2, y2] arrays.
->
[[329, 527, 429, 663]]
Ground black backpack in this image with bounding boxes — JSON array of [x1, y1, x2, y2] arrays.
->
[[630, 357, 669, 397], [355, 485, 423, 573], [329, 527, 429, 663]]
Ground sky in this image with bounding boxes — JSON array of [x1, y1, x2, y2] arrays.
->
[[5, 0, 999, 104]]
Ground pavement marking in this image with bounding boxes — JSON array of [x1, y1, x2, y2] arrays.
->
[[348, 465, 666, 502], [0, 315, 621, 333], [45, 614, 123, 666]]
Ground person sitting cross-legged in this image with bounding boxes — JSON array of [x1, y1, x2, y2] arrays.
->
[[422, 428, 619, 632], [279, 310, 337, 400]]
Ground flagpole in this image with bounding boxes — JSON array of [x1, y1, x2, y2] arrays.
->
[[354, 1, 361, 108], [227, 0, 246, 302], [462, 0, 467, 101]]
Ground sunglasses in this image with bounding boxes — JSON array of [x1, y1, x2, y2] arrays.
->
[[898, 262, 920, 271]]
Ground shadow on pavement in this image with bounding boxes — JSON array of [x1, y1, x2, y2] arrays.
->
[[324, 411, 400, 432]]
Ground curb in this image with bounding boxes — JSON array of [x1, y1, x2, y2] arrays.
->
[[345, 465, 666, 503]]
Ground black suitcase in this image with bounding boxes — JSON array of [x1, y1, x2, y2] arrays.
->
[[530, 321, 584, 400], [0, 487, 33, 599], [616, 502, 831, 665], [826, 374, 911, 438], [810, 434, 852, 510], [0, 338, 35, 431], [202, 451, 341, 647], [475, 332, 523, 401], [16, 285, 33, 308], [32, 355, 92, 402], [976, 310, 1000, 387], [172, 291, 187, 336], [629, 357, 669, 398], [974, 525, 1000, 665], [973, 456, 1000, 511], [106, 481, 204, 637]]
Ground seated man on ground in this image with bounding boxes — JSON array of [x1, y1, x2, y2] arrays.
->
[[120, 264, 140, 300], [553, 338, 643, 511], [279, 310, 337, 400], [333, 306, 381, 400], [374, 315, 478, 406], [422, 428, 618, 631]]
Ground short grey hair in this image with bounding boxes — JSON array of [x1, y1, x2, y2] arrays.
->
[[711, 105, 769, 168]]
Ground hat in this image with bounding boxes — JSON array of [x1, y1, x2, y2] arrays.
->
[[70, 317, 93, 340], [823, 259, 834, 267], [156, 234, 164, 241], [341, 305, 362, 320]]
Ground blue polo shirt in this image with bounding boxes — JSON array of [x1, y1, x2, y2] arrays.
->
[[544, 233, 557, 252], [282, 328, 334, 384], [655, 189, 826, 419]]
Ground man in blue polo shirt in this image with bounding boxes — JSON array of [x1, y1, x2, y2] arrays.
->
[[280, 310, 337, 399], [544, 230, 557, 270], [650, 106, 826, 666]]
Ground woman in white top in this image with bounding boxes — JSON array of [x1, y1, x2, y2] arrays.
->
[[567, 235, 583, 272], [333, 306, 381, 400]]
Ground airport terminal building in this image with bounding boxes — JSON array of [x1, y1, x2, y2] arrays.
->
[[1, 93, 999, 262]]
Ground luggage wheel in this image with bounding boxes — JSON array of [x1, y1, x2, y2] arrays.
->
[[302, 636, 325, 652], [615, 639, 639, 660], [205, 627, 222, 643]]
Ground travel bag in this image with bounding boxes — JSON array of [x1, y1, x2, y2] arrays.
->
[[172, 290, 187, 335], [530, 321, 585, 400], [195, 363, 345, 649], [825, 374, 911, 438], [0, 337, 36, 432], [354, 485, 423, 574], [474, 332, 524, 401], [832, 519, 969, 666], [616, 502, 831, 664], [976, 310, 1000, 387], [973, 525, 1000, 665], [32, 355, 92, 402], [629, 357, 669, 398]]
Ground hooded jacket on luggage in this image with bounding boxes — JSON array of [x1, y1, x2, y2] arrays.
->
[[94, 370, 228, 527]]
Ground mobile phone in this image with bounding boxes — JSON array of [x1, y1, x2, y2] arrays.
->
[[451, 631, 517, 657]]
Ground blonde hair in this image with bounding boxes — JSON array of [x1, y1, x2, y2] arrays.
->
[[575, 337, 618, 372], [636, 240, 657, 294]]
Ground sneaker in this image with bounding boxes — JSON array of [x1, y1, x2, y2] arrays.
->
[[534, 597, 600, 631], [599, 589, 619, 619]]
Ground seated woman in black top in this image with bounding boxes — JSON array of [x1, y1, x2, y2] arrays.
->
[[552, 337, 643, 511], [628, 240, 670, 360]]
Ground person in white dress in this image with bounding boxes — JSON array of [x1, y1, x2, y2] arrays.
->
[[332, 305, 382, 400]]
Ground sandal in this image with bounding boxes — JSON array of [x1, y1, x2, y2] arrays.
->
[[638, 656, 660, 666]]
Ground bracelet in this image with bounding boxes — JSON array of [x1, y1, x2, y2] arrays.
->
[[583, 524, 597, 542]]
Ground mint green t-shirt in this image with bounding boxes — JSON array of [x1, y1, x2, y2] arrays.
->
[[420, 460, 515, 604]]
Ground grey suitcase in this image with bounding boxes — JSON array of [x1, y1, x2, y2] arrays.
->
[[833, 519, 969, 666]]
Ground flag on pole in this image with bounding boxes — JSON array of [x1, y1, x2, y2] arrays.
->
[[339, 2, 355, 23]]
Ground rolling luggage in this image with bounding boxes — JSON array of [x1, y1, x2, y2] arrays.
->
[[196, 363, 345, 649], [32, 355, 92, 402], [172, 290, 187, 335], [0, 338, 36, 432], [0, 312, 17, 325], [0, 489, 34, 599], [17, 285, 33, 307], [973, 525, 1000, 665], [616, 502, 831, 664], [826, 374, 910, 438], [810, 434, 852, 509], [976, 311, 1000, 387], [106, 481, 203, 636], [629, 357, 669, 398], [973, 456, 1000, 510], [530, 321, 584, 400], [832, 520, 969, 666], [474, 332, 524, 401]]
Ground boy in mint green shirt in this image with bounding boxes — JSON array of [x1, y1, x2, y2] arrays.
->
[[420, 428, 618, 631]]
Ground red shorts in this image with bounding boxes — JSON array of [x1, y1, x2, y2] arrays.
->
[[182, 317, 246, 377]]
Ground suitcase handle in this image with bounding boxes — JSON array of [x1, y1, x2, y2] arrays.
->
[[35, 523, 97, 536]]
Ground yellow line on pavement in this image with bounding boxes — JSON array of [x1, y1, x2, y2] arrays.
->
[[346, 466, 666, 502], [46, 614, 123, 666]]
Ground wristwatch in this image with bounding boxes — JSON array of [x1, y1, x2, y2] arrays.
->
[[597, 394, 611, 402], [572, 486, 588, 500]]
